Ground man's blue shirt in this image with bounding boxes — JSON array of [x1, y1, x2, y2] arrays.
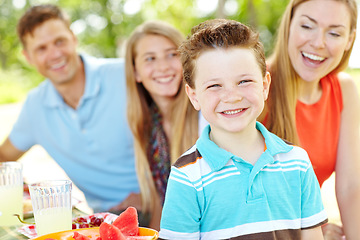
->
[[10, 54, 139, 212]]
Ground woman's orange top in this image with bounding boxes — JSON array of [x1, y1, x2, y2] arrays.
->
[[296, 73, 343, 186]]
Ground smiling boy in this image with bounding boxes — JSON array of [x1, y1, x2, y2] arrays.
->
[[159, 19, 327, 240]]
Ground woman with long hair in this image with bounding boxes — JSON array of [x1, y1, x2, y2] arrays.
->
[[125, 20, 198, 229], [260, 0, 360, 238]]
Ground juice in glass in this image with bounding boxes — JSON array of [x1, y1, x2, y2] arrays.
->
[[29, 180, 72, 236], [0, 185, 23, 226], [34, 207, 72, 236], [0, 162, 23, 226]]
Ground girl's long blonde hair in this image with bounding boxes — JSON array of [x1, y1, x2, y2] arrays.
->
[[266, 0, 357, 144], [125, 20, 199, 213]]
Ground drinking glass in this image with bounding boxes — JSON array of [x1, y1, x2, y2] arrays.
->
[[0, 162, 23, 226], [29, 180, 72, 236]]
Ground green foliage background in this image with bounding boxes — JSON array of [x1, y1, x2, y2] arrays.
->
[[0, 0, 290, 103]]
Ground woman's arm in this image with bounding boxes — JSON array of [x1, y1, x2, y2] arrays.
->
[[335, 72, 360, 240]]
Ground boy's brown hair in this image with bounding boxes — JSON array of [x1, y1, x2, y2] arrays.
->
[[17, 4, 71, 48], [179, 19, 266, 88]]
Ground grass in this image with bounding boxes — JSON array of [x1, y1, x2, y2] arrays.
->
[[0, 69, 42, 104], [347, 68, 360, 78]]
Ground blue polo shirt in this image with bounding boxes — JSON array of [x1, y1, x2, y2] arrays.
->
[[159, 122, 327, 239], [9, 54, 139, 212]]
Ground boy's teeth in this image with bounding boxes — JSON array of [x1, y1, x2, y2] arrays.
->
[[223, 109, 242, 115], [302, 52, 325, 61]]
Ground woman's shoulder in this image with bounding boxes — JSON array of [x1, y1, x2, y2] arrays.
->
[[336, 71, 358, 94], [336, 71, 360, 109], [335, 71, 357, 87]]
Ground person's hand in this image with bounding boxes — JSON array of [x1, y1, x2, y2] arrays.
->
[[109, 192, 142, 213], [322, 223, 345, 240]]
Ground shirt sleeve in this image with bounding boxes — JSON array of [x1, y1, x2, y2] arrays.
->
[[159, 166, 201, 240], [9, 97, 36, 151], [301, 163, 328, 228]]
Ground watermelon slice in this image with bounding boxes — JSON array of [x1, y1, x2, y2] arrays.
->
[[99, 222, 126, 240], [73, 231, 91, 240], [112, 207, 139, 236]]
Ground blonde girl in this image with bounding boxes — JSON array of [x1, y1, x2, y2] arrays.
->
[[125, 20, 198, 229]]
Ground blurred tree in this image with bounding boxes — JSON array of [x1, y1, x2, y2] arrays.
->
[[0, 0, 23, 70], [0, 0, 288, 82], [229, 0, 289, 55]]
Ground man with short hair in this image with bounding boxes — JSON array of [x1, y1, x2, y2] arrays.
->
[[0, 4, 140, 213]]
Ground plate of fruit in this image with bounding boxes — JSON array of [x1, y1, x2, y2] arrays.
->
[[18, 212, 117, 238], [19, 207, 158, 240]]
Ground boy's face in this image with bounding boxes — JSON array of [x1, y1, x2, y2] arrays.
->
[[186, 47, 270, 135], [22, 19, 79, 86]]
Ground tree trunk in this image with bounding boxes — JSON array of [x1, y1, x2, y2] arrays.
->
[[247, 0, 257, 28], [216, 0, 226, 19]]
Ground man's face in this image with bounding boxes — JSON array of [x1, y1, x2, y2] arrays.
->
[[23, 19, 80, 86]]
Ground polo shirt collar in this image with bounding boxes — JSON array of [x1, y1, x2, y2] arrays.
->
[[196, 122, 292, 172], [43, 54, 101, 108], [196, 125, 233, 171], [257, 121, 293, 157]]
